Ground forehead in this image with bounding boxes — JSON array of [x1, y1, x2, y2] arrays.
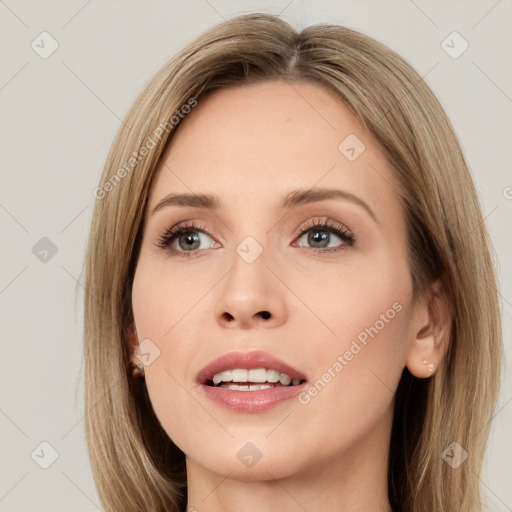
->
[[148, 80, 400, 218]]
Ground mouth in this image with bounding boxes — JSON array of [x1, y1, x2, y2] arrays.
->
[[197, 350, 307, 388], [196, 350, 308, 412]]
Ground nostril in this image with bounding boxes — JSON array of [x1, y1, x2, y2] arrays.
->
[[221, 311, 270, 322]]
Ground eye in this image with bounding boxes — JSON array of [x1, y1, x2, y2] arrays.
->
[[155, 217, 355, 257], [293, 218, 355, 252], [156, 221, 220, 256]]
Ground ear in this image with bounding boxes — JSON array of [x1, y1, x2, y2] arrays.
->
[[127, 323, 142, 365], [406, 279, 451, 378]]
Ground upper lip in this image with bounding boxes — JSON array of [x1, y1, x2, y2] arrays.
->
[[196, 350, 308, 385]]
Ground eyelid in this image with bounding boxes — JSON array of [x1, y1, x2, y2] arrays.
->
[[292, 217, 355, 251], [155, 220, 213, 250], [294, 217, 354, 240], [155, 216, 355, 254]]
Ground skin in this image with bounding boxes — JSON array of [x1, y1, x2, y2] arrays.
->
[[128, 80, 450, 512]]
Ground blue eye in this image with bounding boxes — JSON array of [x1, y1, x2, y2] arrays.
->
[[156, 221, 218, 255], [294, 218, 355, 251]]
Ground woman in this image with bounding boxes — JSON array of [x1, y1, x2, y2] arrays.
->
[[83, 12, 503, 512]]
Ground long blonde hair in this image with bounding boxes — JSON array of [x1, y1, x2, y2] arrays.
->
[[83, 13, 503, 512]]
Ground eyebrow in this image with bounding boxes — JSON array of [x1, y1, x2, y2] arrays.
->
[[150, 187, 378, 224]]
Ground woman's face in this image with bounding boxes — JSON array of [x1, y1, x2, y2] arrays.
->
[[131, 80, 419, 480]]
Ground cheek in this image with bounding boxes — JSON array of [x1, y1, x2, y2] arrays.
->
[[292, 267, 413, 435], [131, 262, 215, 448], [289, 250, 413, 405], [131, 260, 199, 377], [131, 256, 214, 340], [292, 248, 411, 341]]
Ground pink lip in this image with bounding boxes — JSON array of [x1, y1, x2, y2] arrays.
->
[[196, 350, 308, 413]]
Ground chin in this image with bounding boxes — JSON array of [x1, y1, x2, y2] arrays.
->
[[183, 437, 307, 481]]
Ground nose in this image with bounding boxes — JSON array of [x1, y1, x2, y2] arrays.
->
[[214, 247, 288, 330]]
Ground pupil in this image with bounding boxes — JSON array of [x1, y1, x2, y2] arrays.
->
[[308, 230, 329, 248], [180, 232, 200, 250]]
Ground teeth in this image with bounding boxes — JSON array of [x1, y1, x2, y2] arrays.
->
[[211, 368, 302, 387], [279, 373, 291, 386], [266, 369, 280, 382], [248, 368, 267, 382], [231, 369, 248, 382], [212, 370, 231, 385], [220, 383, 274, 391]]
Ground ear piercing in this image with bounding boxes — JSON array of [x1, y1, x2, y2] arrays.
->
[[131, 363, 145, 378], [421, 359, 435, 375], [131, 326, 145, 378]]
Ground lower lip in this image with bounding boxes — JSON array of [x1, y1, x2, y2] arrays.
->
[[199, 383, 307, 413]]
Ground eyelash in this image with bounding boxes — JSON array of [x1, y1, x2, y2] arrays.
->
[[155, 218, 355, 256], [156, 221, 210, 254], [295, 218, 355, 251]]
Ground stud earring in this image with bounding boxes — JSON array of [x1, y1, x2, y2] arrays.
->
[[421, 359, 435, 375], [131, 363, 145, 378]]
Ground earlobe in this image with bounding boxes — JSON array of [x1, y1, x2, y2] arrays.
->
[[405, 279, 451, 379], [127, 323, 146, 378], [127, 323, 141, 362]]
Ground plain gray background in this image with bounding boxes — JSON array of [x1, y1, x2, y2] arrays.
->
[[1, 1, 511, 510]]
